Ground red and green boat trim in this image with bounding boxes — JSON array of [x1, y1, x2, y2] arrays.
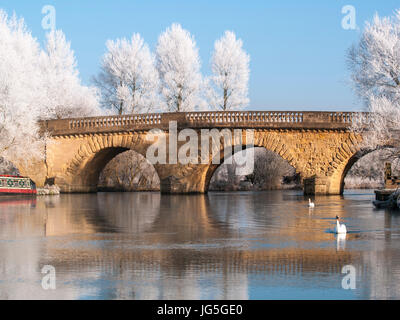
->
[[0, 175, 37, 195]]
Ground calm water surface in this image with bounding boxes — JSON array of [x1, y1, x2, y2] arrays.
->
[[1, 189, 400, 300]]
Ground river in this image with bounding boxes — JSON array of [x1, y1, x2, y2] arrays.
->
[[0, 189, 400, 300]]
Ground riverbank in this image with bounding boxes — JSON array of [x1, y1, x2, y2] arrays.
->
[[343, 177, 382, 190]]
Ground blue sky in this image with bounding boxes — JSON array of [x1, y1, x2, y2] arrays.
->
[[1, 0, 399, 111]]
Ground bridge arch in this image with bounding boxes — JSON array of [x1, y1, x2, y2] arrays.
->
[[203, 130, 300, 192], [56, 133, 160, 192], [339, 146, 395, 193], [206, 146, 297, 192], [312, 136, 394, 195]]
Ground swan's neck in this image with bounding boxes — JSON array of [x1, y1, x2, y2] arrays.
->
[[336, 220, 340, 227]]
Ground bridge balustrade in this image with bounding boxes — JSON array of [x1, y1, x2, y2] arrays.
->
[[40, 110, 370, 136]]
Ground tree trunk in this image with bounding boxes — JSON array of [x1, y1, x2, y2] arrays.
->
[[223, 87, 228, 111]]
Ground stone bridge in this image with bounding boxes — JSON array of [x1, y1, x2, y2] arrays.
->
[[14, 110, 375, 195]]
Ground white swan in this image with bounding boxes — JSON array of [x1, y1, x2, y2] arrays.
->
[[335, 216, 347, 234], [308, 198, 315, 208]]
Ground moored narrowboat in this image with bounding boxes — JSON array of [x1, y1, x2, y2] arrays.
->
[[0, 175, 37, 195]]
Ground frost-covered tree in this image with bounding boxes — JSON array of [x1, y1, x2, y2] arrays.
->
[[94, 33, 162, 115], [0, 10, 101, 172], [348, 11, 400, 101], [0, 11, 45, 171], [156, 23, 205, 112], [208, 31, 250, 111], [348, 10, 400, 150], [40, 30, 101, 119]]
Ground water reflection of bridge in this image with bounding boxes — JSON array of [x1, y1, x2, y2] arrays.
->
[[2, 193, 399, 299], [0, 194, 361, 275], [45, 246, 360, 277]]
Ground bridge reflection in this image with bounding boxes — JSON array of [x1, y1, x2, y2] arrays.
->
[[0, 192, 399, 299]]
